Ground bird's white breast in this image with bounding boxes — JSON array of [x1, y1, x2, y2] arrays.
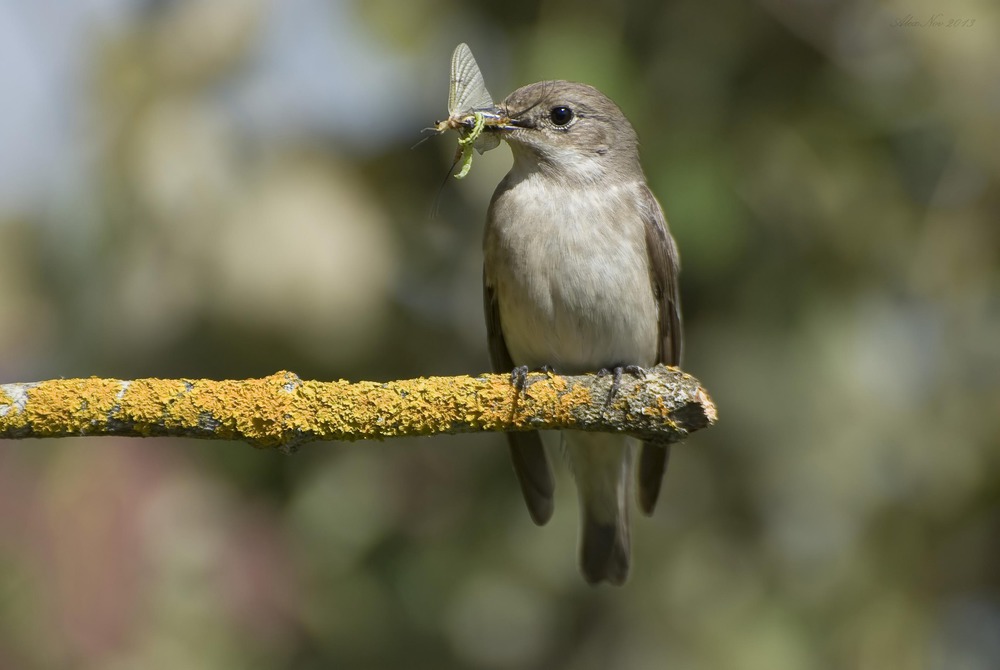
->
[[485, 174, 659, 374]]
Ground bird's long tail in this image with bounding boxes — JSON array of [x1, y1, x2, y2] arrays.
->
[[566, 432, 632, 586]]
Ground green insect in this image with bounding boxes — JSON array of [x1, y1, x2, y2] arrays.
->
[[435, 44, 503, 179], [454, 111, 486, 179]]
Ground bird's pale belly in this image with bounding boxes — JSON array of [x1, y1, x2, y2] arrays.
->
[[496, 234, 658, 375]]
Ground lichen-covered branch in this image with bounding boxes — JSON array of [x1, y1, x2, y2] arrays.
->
[[0, 366, 716, 452]]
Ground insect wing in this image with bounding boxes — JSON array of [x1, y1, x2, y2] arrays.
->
[[448, 43, 495, 116], [473, 133, 500, 154]]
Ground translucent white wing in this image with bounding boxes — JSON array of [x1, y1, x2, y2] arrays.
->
[[473, 132, 500, 153], [448, 43, 494, 115]]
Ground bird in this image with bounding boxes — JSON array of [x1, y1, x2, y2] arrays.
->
[[482, 80, 682, 585]]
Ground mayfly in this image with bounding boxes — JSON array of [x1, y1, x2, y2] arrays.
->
[[435, 43, 505, 178]]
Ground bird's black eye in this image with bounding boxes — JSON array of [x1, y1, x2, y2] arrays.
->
[[549, 106, 574, 126]]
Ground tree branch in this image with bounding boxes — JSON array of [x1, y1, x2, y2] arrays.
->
[[0, 366, 715, 452]]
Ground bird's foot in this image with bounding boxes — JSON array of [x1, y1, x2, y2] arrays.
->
[[597, 365, 647, 409], [510, 365, 556, 393]]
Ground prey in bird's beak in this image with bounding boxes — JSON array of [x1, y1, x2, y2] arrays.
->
[[434, 43, 515, 178], [438, 110, 513, 179], [434, 107, 508, 134]]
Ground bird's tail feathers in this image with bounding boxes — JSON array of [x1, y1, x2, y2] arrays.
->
[[567, 432, 632, 586], [580, 507, 630, 586]]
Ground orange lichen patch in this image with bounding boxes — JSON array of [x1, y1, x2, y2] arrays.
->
[[118, 378, 192, 432], [466, 372, 594, 431], [295, 375, 507, 440], [187, 373, 299, 447], [425, 375, 486, 430], [525, 375, 593, 426], [471, 375, 524, 430], [16, 378, 122, 436], [91, 372, 305, 446], [385, 376, 468, 435], [290, 379, 356, 437], [296, 378, 413, 439]]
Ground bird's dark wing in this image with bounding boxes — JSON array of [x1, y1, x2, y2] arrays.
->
[[484, 269, 554, 525], [637, 184, 683, 516]]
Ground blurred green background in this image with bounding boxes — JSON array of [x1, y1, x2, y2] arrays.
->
[[1, 0, 998, 668]]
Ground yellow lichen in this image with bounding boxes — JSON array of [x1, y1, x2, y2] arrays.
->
[[1, 368, 710, 446], [23, 378, 119, 435]]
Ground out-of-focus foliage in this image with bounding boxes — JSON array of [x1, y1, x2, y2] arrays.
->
[[1, 0, 998, 668]]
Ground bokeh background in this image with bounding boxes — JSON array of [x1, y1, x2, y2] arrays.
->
[[1, 0, 998, 668]]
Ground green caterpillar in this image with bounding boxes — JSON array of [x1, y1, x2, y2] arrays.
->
[[454, 112, 486, 179]]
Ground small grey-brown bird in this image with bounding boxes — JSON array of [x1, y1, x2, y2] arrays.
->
[[482, 80, 682, 585]]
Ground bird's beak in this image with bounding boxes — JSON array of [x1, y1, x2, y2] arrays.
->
[[497, 112, 535, 131], [499, 117, 528, 129]]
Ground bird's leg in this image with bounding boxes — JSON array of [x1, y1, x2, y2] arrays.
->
[[511, 365, 530, 391], [510, 365, 556, 393], [597, 365, 647, 410]]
